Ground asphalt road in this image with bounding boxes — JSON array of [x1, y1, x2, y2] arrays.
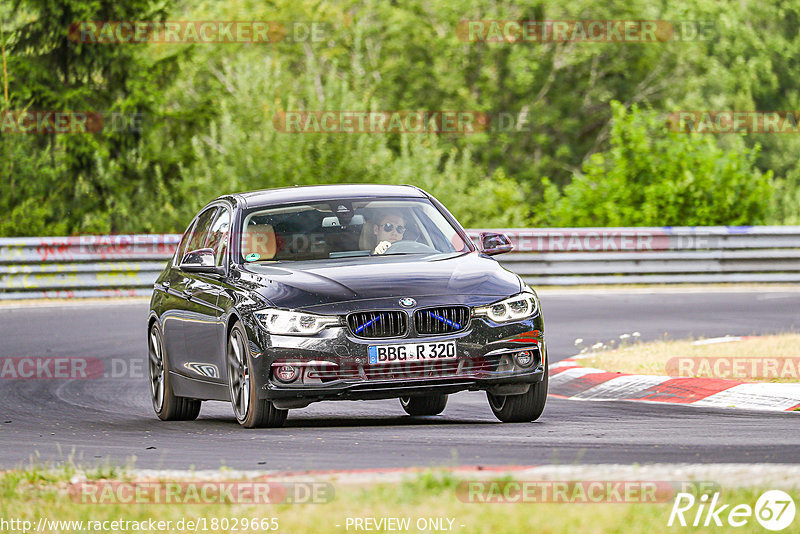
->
[[1, 289, 799, 470]]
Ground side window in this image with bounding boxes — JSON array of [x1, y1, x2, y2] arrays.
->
[[205, 208, 231, 267], [182, 207, 219, 261], [175, 219, 197, 264]]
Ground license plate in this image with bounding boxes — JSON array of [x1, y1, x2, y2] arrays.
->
[[367, 341, 456, 365]]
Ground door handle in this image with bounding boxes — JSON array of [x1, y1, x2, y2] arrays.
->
[[184, 283, 213, 299]]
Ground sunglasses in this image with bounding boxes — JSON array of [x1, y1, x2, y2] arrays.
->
[[382, 223, 405, 233]]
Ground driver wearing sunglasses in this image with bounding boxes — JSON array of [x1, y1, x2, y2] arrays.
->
[[372, 213, 406, 254]]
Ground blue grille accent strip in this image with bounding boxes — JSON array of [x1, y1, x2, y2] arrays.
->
[[354, 314, 382, 334], [414, 306, 470, 335], [426, 311, 462, 329]]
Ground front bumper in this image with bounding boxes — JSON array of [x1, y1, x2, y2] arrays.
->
[[245, 314, 546, 408], [265, 368, 545, 408]]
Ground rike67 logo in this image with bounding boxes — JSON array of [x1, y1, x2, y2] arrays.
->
[[669, 490, 796, 531]]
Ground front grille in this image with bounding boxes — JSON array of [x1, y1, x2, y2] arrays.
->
[[414, 306, 470, 335], [347, 311, 408, 338]]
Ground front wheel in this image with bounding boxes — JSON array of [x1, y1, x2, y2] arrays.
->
[[227, 322, 288, 428], [148, 323, 201, 421], [487, 367, 548, 423], [399, 394, 448, 416]]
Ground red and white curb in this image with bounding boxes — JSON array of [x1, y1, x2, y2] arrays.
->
[[107, 464, 800, 487], [549, 358, 800, 413]]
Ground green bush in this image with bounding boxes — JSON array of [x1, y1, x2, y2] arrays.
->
[[536, 102, 774, 227], [767, 164, 800, 225]]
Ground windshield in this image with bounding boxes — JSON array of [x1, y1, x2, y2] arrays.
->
[[239, 198, 471, 263]]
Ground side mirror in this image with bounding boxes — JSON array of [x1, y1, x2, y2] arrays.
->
[[480, 232, 514, 256], [180, 248, 224, 274]]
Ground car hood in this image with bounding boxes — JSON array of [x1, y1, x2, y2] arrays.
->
[[239, 252, 523, 310]]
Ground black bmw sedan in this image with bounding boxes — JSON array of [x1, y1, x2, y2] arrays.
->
[[147, 184, 547, 427]]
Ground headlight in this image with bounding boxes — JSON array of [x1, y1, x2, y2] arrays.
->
[[254, 309, 340, 335], [473, 291, 539, 323]]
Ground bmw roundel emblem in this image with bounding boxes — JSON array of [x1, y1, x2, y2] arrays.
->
[[399, 298, 416, 308]]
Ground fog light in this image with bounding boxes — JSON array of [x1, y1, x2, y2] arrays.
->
[[497, 355, 514, 373], [274, 364, 299, 383], [514, 350, 535, 368]]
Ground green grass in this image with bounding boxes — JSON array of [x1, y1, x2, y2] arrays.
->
[[1, 466, 796, 533]]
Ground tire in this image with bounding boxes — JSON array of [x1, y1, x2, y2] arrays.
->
[[227, 321, 288, 428], [399, 394, 448, 416], [148, 323, 201, 421], [487, 366, 548, 423]]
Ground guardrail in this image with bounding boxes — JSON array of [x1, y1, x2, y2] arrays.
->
[[468, 226, 800, 285], [1, 227, 798, 299], [0, 235, 179, 300]]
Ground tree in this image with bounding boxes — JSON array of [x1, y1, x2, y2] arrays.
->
[[1, 0, 173, 234], [536, 101, 773, 226]]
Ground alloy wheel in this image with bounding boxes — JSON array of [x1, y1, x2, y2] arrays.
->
[[148, 328, 165, 412], [228, 328, 250, 420]]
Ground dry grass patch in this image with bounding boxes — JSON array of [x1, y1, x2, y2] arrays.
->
[[580, 334, 800, 383]]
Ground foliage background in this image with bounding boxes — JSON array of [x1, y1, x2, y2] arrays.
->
[[1, 0, 798, 235]]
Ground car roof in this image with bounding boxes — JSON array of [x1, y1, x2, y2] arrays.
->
[[229, 184, 427, 209]]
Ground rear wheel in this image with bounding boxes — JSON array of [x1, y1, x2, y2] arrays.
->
[[487, 367, 548, 423], [148, 323, 201, 421], [399, 394, 448, 416], [227, 322, 288, 428]]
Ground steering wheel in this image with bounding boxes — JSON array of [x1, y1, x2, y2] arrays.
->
[[384, 240, 438, 254]]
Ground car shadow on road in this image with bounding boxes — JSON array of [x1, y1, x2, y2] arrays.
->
[[193, 414, 502, 429]]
